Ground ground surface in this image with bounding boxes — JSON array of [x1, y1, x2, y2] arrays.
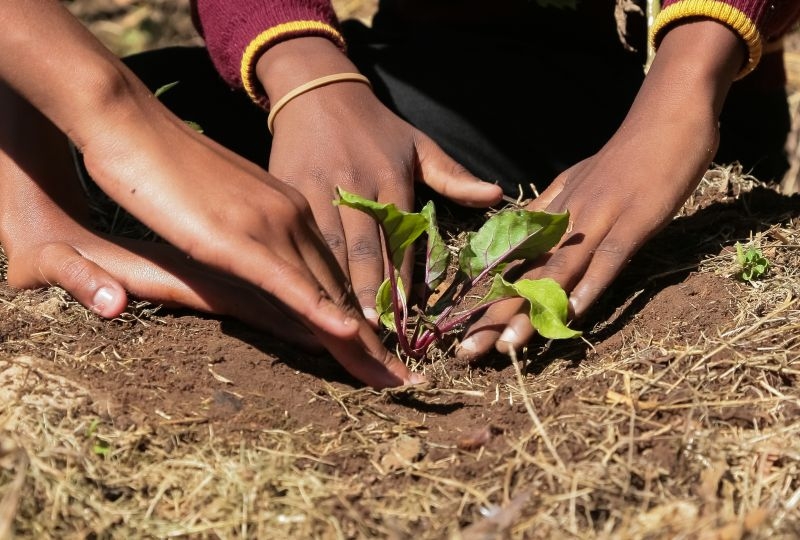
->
[[1, 2, 800, 539]]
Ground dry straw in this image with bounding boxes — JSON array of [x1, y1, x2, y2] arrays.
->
[[1, 164, 800, 538]]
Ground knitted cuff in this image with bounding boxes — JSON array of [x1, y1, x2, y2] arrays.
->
[[650, 0, 762, 79], [241, 21, 346, 108]]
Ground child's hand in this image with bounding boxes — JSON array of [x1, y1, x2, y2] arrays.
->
[[78, 100, 417, 388], [457, 20, 744, 360], [0, 83, 317, 350], [0, 3, 417, 388], [259, 38, 503, 325]]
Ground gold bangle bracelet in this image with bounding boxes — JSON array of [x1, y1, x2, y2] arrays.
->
[[267, 72, 372, 134]]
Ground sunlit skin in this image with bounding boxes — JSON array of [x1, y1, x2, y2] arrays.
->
[[257, 37, 505, 326], [458, 21, 745, 358], [0, 1, 420, 389], [0, 81, 321, 351]]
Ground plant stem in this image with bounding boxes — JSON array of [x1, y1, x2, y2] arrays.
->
[[382, 229, 415, 358], [415, 297, 509, 353]]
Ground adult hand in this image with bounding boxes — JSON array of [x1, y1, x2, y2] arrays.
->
[[457, 20, 745, 360], [258, 38, 503, 325]]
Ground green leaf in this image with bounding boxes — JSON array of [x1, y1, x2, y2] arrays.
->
[[420, 201, 450, 290], [184, 120, 204, 134], [512, 278, 581, 339], [458, 209, 569, 279], [376, 278, 396, 332], [93, 443, 111, 457], [334, 187, 428, 268], [479, 274, 520, 304], [154, 80, 180, 98], [734, 242, 769, 282], [476, 275, 580, 339], [735, 242, 746, 267], [86, 418, 101, 438]]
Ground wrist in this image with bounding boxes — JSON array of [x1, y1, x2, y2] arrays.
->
[[255, 37, 359, 104], [644, 20, 744, 116]]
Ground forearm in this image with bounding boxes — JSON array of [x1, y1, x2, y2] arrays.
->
[[0, 82, 86, 248], [633, 20, 744, 131], [0, 2, 150, 150]]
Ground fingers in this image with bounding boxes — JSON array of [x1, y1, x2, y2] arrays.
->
[[274, 217, 423, 388], [316, 314, 424, 389], [102, 237, 322, 351], [526, 167, 571, 211], [6, 242, 128, 318], [567, 227, 644, 319], [4, 233, 322, 349], [414, 131, 503, 207], [335, 203, 386, 326], [231, 238, 360, 341], [3, 229, 412, 386], [235, 221, 420, 388], [456, 180, 607, 360], [456, 297, 528, 361]]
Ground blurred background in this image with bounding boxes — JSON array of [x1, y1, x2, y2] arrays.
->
[[62, 0, 376, 55]]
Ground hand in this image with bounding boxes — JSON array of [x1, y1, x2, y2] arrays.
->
[[79, 96, 419, 388], [258, 38, 503, 325], [0, 81, 318, 350], [457, 21, 745, 360], [0, 4, 418, 388]]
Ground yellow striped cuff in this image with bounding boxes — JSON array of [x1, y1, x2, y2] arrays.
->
[[650, 0, 762, 79], [241, 20, 346, 105]]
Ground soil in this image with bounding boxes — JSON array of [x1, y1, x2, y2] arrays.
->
[[3, 180, 793, 441], [6, 168, 800, 538]]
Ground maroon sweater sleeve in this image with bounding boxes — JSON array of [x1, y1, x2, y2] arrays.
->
[[192, 0, 345, 107], [652, 1, 800, 79]]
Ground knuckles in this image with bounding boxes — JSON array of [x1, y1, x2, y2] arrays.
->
[[348, 237, 381, 262]]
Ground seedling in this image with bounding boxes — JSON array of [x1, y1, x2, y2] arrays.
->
[[735, 242, 769, 283], [334, 187, 581, 359], [85, 418, 111, 457]]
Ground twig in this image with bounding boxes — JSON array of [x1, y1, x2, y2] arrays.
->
[[507, 348, 565, 471]]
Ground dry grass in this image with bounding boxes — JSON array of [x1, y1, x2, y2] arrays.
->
[[2, 165, 800, 539]]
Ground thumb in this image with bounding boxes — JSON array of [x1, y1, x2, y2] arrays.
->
[[315, 316, 426, 389], [414, 131, 503, 207], [7, 242, 128, 318]]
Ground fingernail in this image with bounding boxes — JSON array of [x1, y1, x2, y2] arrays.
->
[[498, 326, 519, 345], [459, 336, 477, 354], [568, 297, 579, 319], [407, 372, 427, 385], [92, 287, 116, 315], [363, 307, 379, 324], [456, 336, 479, 361]]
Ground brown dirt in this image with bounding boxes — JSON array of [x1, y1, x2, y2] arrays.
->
[[2, 3, 800, 539]]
